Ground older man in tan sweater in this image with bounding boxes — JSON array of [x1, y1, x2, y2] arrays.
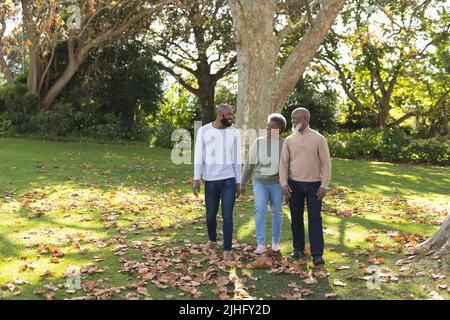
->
[[279, 108, 331, 266]]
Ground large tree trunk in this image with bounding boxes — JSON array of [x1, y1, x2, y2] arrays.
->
[[413, 213, 450, 257], [229, 0, 347, 135], [229, 0, 278, 133]]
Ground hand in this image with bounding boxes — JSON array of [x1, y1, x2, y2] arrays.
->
[[316, 187, 326, 200], [282, 185, 292, 200], [193, 180, 201, 197], [235, 184, 241, 198]]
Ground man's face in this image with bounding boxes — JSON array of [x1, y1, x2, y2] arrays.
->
[[291, 111, 308, 132], [220, 108, 234, 127]]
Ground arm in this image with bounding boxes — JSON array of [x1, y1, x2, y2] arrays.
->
[[279, 138, 290, 188], [193, 127, 203, 196], [241, 139, 258, 188], [319, 137, 332, 189], [233, 129, 242, 182], [233, 129, 242, 198]]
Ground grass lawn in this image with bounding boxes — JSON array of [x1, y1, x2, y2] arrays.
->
[[0, 137, 448, 300]]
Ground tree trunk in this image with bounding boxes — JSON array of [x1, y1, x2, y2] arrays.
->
[[27, 50, 42, 93], [379, 106, 389, 129], [229, 0, 347, 134], [199, 84, 216, 125], [229, 0, 278, 133], [414, 213, 450, 257], [41, 60, 81, 109], [0, 55, 14, 85], [442, 102, 449, 136]]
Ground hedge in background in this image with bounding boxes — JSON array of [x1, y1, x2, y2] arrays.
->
[[326, 128, 449, 165]]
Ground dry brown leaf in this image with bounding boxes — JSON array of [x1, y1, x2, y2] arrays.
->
[[333, 279, 347, 287]]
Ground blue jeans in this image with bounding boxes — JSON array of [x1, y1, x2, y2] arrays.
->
[[204, 177, 236, 251], [252, 180, 283, 245], [288, 180, 324, 257]]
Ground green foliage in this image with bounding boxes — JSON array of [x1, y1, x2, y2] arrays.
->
[[400, 137, 449, 165], [326, 128, 449, 165], [320, 0, 449, 131], [327, 128, 382, 159], [35, 102, 75, 139], [379, 127, 411, 162], [0, 39, 163, 141], [0, 84, 39, 134], [148, 84, 200, 148], [283, 77, 339, 134]]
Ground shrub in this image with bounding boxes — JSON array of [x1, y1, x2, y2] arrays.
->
[[0, 84, 39, 134], [148, 85, 201, 148], [35, 102, 75, 138], [326, 129, 382, 159], [326, 128, 448, 165], [400, 137, 449, 165], [379, 127, 411, 162]]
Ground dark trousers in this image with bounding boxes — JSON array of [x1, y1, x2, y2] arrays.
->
[[288, 180, 324, 257], [204, 177, 236, 251]]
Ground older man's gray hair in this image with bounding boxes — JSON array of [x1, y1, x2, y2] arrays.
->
[[292, 107, 310, 120], [267, 113, 287, 132]]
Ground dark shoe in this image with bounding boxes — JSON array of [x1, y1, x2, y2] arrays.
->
[[291, 250, 306, 259], [313, 256, 325, 266]]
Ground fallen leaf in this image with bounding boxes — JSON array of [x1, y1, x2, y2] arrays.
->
[[50, 256, 60, 263], [333, 279, 347, 287], [335, 264, 350, 270], [40, 270, 55, 278], [303, 277, 318, 285]]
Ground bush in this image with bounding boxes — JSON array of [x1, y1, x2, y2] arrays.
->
[[326, 128, 449, 165], [379, 127, 411, 162], [326, 129, 382, 159], [0, 84, 39, 134], [148, 84, 200, 148], [35, 102, 76, 138], [400, 137, 449, 165]]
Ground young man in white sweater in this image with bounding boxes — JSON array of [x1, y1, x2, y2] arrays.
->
[[193, 104, 242, 260]]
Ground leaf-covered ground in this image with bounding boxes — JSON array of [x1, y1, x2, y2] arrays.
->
[[0, 138, 448, 300]]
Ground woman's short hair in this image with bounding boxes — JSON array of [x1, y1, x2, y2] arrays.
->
[[267, 113, 287, 133]]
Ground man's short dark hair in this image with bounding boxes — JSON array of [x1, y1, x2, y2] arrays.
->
[[267, 113, 287, 132]]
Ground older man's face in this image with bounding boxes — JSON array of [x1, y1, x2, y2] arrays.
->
[[291, 110, 308, 132]]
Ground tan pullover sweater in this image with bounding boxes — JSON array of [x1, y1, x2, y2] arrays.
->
[[279, 125, 331, 189]]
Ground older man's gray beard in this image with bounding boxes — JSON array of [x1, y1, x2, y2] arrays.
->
[[292, 123, 302, 133]]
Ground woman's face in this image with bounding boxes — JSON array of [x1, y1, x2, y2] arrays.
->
[[267, 120, 280, 137]]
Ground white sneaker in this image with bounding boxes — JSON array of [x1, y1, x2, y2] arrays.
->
[[254, 244, 267, 254], [272, 243, 281, 253]]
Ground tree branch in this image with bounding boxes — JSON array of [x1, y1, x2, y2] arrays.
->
[[387, 112, 416, 128], [277, 0, 323, 42], [156, 51, 198, 76], [38, 44, 56, 95], [157, 63, 200, 96], [272, 0, 347, 112], [212, 55, 237, 82]]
